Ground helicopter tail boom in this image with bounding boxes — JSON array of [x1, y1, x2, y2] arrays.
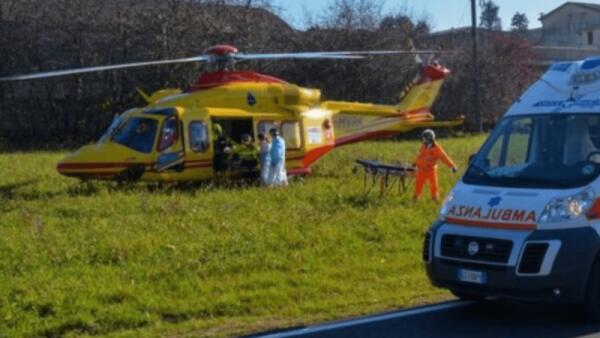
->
[[327, 63, 453, 146]]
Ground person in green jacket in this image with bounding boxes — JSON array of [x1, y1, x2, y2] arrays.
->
[[234, 133, 260, 182], [212, 123, 233, 176]]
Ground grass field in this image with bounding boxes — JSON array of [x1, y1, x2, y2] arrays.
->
[[0, 134, 486, 338]]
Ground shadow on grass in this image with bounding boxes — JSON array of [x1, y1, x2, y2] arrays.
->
[[338, 191, 413, 210], [144, 179, 268, 195], [0, 179, 38, 199], [35, 315, 150, 338], [0, 180, 109, 201], [67, 181, 105, 196], [2, 177, 273, 202]]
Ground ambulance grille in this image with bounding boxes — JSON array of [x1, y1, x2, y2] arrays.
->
[[441, 234, 512, 264], [518, 243, 549, 274], [423, 232, 432, 262]]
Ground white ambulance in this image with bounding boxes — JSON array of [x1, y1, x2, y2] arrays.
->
[[425, 57, 600, 318]]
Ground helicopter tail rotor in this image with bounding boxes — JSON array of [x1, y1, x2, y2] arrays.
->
[[407, 39, 424, 66], [397, 62, 450, 111]]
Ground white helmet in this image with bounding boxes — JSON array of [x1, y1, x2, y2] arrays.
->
[[422, 129, 436, 142]]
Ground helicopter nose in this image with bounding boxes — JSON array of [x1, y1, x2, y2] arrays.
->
[[57, 144, 151, 180]]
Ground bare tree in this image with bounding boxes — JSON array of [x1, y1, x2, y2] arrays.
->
[[0, 0, 540, 149], [430, 33, 539, 130]]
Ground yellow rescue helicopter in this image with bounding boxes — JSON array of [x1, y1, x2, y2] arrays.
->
[[0, 45, 462, 181]]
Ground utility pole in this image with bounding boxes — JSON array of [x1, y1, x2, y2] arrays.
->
[[471, 0, 482, 132]]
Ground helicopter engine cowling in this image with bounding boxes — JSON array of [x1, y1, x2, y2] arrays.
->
[[282, 85, 321, 107]]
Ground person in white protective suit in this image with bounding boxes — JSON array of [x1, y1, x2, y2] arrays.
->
[[258, 132, 271, 185], [267, 128, 288, 187]]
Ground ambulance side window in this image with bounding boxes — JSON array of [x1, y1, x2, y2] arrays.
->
[[189, 121, 209, 152]]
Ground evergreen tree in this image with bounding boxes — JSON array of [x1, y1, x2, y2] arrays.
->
[[479, 0, 502, 30], [510, 12, 529, 32]]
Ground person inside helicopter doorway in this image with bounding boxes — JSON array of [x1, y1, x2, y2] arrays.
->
[[233, 133, 260, 183], [413, 129, 457, 201], [212, 123, 233, 179]]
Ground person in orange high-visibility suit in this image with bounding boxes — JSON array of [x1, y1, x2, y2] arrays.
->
[[413, 129, 457, 200]]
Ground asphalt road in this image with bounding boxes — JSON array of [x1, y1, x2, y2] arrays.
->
[[246, 300, 600, 338]]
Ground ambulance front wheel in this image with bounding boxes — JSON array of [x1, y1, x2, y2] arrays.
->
[[584, 256, 600, 321], [450, 290, 486, 302]]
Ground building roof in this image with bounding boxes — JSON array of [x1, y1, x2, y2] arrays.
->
[[429, 26, 502, 36], [429, 27, 472, 36], [540, 2, 600, 21]]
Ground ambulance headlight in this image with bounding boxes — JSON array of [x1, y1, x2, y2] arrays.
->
[[539, 188, 595, 223], [439, 192, 455, 220]]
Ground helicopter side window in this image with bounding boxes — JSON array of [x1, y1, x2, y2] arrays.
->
[[112, 117, 158, 154], [257, 120, 301, 149], [189, 121, 209, 152], [157, 116, 180, 152], [281, 121, 302, 150], [258, 120, 280, 135]]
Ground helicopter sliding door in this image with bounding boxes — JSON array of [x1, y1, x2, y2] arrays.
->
[[212, 117, 254, 176], [211, 118, 254, 144], [154, 115, 185, 172], [179, 117, 212, 180]]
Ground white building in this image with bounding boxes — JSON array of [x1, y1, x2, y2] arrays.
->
[[530, 2, 600, 64]]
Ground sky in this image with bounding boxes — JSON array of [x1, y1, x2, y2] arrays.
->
[[270, 0, 600, 31]]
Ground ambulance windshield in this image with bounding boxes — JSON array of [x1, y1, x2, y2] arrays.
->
[[464, 114, 600, 189]]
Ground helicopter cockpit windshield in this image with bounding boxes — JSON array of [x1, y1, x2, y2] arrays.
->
[[110, 117, 158, 154], [98, 114, 125, 144]]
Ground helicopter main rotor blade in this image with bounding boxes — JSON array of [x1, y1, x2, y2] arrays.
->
[[332, 50, 452, 55], [0, 55, 210, 81], [234, 53, 365, 60], [234, 50, 451, 61], [0, 47, 458, 82]]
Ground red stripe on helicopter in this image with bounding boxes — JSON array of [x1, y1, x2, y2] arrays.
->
[[302, 145, 335, 167], [57, 162, 152, 170], [288, 167, 312, 176], [186, 159, 212, 164], [292, 113, 438, 169], [337, 112, 431, 134], [185, 163, 213, 169], [275, 146, 335, 169], [287, 155, 307, 161], [445, 217, 536, 231], [60, 172, 118, 179]]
